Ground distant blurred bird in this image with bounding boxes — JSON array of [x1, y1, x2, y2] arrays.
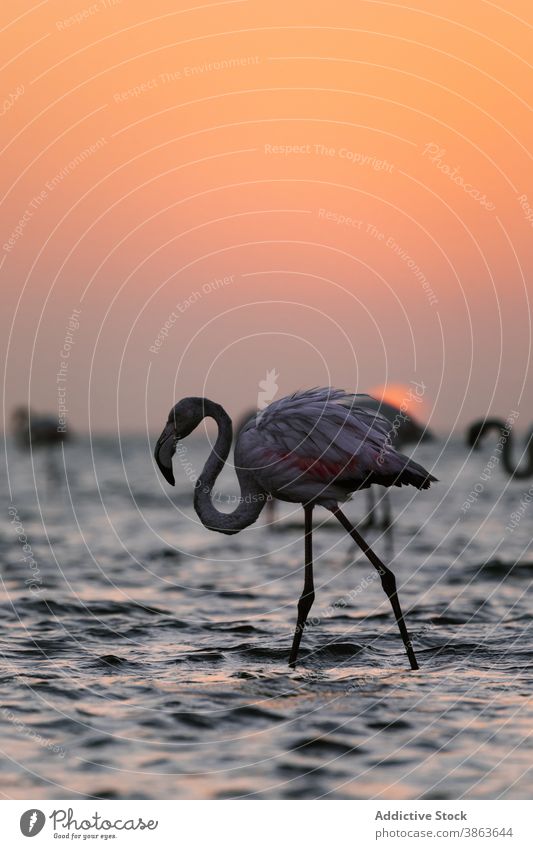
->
[[11, 407, 69, 449], [467, 418, 533, 479], [355, 395, 434, 529], [155, 388, 437, 670]]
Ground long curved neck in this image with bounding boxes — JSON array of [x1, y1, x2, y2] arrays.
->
[[501, 426, 533, 478], [479, 419, 533, 478], [193, 400, 267, 534]]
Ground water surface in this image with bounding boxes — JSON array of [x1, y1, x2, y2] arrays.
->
[[1, 434, 531, 799]]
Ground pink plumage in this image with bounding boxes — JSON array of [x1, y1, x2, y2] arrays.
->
[[236, 388, 436, 509]]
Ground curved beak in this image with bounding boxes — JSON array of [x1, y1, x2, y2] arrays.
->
[[154, 423, 177, 485]]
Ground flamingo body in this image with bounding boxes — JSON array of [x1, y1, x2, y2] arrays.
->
[[235, 389, 434, 508]]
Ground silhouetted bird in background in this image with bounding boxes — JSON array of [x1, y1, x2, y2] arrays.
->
[[467, 417, 533, 479], [11, 407, 69, 449]]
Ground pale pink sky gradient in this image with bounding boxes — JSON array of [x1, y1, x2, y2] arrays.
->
[[2, 0, 532, 434]]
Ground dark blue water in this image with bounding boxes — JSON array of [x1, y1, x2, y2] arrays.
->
[[1, 434, 531, 799]]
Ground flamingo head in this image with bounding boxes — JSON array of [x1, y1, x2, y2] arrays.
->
[[154, 398, 207, 485]]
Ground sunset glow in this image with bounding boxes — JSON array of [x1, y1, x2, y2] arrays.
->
[[2, 0, 532, 434]]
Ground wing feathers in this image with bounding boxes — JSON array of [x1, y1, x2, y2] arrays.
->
[[236, 388, 436, 495]]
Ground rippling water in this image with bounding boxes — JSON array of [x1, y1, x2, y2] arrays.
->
[[1, 433, 532, 799]]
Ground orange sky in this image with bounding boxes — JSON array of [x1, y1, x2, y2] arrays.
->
[[2, 0, 532, 433]]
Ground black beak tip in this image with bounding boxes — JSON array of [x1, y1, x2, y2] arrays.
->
[[154, 451, 175, 486], [155, 452, 176, 486], [162, 467, 175, 486], [154, 429, 177, 486]]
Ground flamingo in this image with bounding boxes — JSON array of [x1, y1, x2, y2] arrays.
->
[[11, 407, 69, 449], [154, 388, 437, 670], [467, 418, 533, 479]]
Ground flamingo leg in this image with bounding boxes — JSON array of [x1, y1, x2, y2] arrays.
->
[[331, 506, 419, 671], [288, 504, 315, 668], [359, 489, 394, 531], [360, 488, 377, 529], [381, 491, 393, 530]]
